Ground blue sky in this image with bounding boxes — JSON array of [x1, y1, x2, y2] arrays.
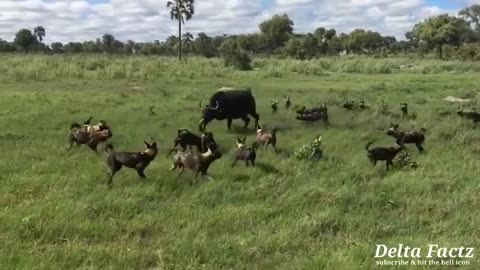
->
[[0, 0, 477, 43]]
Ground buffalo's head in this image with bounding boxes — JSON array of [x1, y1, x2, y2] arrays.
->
[[199, 100, 220, 131]]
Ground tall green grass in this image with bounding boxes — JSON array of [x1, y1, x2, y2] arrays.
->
[[2, 54, 480, 83]]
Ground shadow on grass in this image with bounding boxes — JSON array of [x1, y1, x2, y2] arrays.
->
[[231, 126, 257, 135], [255, 161, 282, 175], [231, 174, 251, 183], [273, 147, 293, 158]]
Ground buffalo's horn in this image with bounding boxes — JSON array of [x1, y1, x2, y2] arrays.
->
[[198, 119, 205, 131], [209, 100, 219, 110]]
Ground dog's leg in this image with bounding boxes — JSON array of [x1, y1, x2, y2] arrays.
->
[[177, 166, 185, 177], [67, 134, 74, 150], [107, 171, 116, 188], [87, 139, 98, 152], [245, 160, 249, 167], [271, 142, 277, 152], [169, 163, 177, 171], [136, 165, 146, 179]]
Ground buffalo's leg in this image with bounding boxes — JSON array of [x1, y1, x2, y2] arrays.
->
[[386, 160, 393, 171], [227, 118, 233, 130], [241, 115, 250, 128], [250, 113, 260, 129], [416, 143, 424, 153]]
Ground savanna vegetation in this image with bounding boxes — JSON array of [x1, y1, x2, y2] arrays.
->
[[2, 3, 480, 68], [0, 55, 479, 269]]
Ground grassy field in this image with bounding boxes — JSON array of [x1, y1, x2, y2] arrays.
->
[[0, 55, 479, 269]]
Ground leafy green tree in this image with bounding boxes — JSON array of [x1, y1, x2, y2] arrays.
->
[[34, 26, 46, 43], [64, 42, 83, 53], [50, 42, 64, 53], [102, 34, 115, 53], [345, 29, 384, 54], [123, 40, 139, 54], [237, 34, 261, 54], [410, 14, 472, 57], [259, 14, 294, 53], [459, 4, 480, 30], [285, 38, 304, 59], [285, 34, 318, 60], [0, 39, 15, 52], [14, 29, 36, 52], [83, 40, 101, 53], [167, 0, 194, 60], [219, 38, 252, 70], [325, 29, 336, 40], [193, 32, 216, 57], [314, 27, 326, 38]]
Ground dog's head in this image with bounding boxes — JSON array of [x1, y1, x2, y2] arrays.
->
[[256, 123, 264, 134], [95, 129, 113, 140], [236, 137, 247, 149], [386, 123, 399, 136], [143, 141, 158, 158]]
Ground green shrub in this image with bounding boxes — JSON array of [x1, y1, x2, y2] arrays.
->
[[295, 136, 324, 161], [456, 44, 480, 61], [219, 39, 252, 71]]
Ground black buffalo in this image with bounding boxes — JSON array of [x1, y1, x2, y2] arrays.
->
[[199, 88, 260, 131]]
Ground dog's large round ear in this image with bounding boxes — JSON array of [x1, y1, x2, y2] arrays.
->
[[151, 142, 157, 148], [144, 141, 151, 147]]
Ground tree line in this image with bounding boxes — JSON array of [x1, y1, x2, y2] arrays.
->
[[1, 2, 480, 67]]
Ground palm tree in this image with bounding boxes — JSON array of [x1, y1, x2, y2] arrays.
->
[[167, 0, 194, 60], [33, 26, 46, 43]]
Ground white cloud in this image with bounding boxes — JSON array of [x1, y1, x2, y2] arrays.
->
[[0, 0, 466, 43]]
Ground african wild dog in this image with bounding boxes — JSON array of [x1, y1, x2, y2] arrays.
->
[[365, 139, 404, 171], [169, 143, 222, 183], [256, 124, 277, 151], [105, 141, 158, 187], [167, 129, 216, 156], [232, 137, 257, 167], [386, 124, 426, 153], [457, 108, 480, 124]]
